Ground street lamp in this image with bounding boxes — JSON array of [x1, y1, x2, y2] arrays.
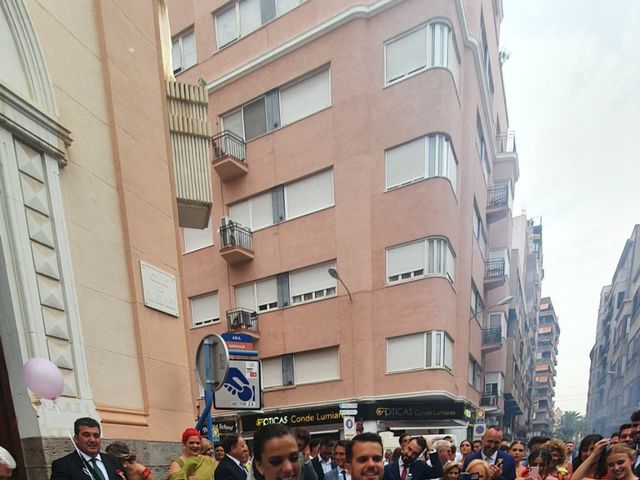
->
[[470, 295, 513, 323], [328, 267, 353, 303]]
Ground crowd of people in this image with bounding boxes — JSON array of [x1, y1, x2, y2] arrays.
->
[[1, 410, 639, 480]]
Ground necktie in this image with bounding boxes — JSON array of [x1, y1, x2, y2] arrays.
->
[[342, 470, 347, 480], [401, 465, 407, 480], [90, 459, 107, 480]]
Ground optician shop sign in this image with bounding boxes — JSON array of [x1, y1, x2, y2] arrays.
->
[[242, 407, 343, 430], [360, 403, 467, 421]]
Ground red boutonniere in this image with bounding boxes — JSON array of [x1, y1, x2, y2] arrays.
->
[[521, 468, 530, 477], [116, 469, 126, 480]]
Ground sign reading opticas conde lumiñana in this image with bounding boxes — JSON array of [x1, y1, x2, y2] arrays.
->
[[242, 407, 343, 430]]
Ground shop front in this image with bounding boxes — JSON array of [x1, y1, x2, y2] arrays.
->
[[241, 406, 344, 441]]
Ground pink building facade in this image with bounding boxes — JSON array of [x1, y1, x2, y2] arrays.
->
[[170, 0, 521, 439]]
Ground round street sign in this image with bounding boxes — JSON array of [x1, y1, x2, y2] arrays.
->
[[195, 334, 230, 392]]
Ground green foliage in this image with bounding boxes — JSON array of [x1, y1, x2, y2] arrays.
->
[[553, 410, 587, 443]]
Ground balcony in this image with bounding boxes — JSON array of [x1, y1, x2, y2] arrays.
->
[[211, 130, 248, 181], [482, 326, 503, 353], [166, 80, 212, 228], [487, 183, 511, 221], [480, 394, 499, 407], [484, 259, 506, 288], [219, 220, 254, 264], [226, 308, 259, 339], [496, 131, 516, 154]]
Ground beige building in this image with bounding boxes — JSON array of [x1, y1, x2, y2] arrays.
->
[[170, 0, 534, 439], [0, 1, 205, 478]]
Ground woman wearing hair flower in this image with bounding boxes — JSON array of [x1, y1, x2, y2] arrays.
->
[[105, 442, 154, 480]]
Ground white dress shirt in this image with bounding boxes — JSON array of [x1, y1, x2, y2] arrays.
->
[[337, 466, 351, 480], [482, 451, 498, 464], [78, 451, 110, 480], [321, 458, 334, 474]]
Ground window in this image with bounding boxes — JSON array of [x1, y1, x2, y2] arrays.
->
[[236, 277, 279, 312], [385, 22, 459, 85], [387, 331, 453, 373], [468, 358, 482, 389], [215, 0, 304, 48], [476, 118, 490, 184], [172, 30, 196, 74], [262, 348, 339, 387], [280, 68, 331, 126], [385, 134, 457, 191], [190, 292, 219, 327], [472, 203, 486, 255], [617, 291, 625, 309], [479, 14, 494, 94], [386, 237, 455, 284], [484, 372, 502, 396], [234, 260, 337, 312], [229, 190, 273, 230], [222, 68, 330, 140], [228, 169, 334, 230], [284, 169, 334, 220], [471, 283, 484, 324], [183, 218, 213, 253], [289, 261, 337, 305]]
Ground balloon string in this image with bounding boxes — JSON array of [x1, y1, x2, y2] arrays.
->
[[52, 400, 97, 480]]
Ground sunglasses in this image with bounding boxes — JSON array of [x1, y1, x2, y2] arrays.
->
[[267, 453, 301, 467]]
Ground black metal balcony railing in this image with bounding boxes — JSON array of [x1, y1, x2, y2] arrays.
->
[[211, 130, 246, 162], [488, 184, 509, 208], [220, 221, 253, 251], [496, 131, 516, 154], [480, 394, 498, 407], [482, 327, 502, 345], [226, 308, 258, 333], [485, 259, 505, 278]]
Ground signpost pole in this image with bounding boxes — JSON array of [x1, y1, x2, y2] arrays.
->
[[205, 338, 214, 441]]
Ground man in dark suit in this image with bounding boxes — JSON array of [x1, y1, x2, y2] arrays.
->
[[463, 426, 516, 480], [50, 418, 124, 480], [383, 436, 443, 480], [214, 434, 249, 480], [324, 441, 350, 480], [312, 438, 337, 480]]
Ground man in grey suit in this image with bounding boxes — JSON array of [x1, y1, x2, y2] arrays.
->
[[325, 441, 351, 480]]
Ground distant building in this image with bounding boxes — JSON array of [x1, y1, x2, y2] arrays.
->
[[531, 297, 560, 437], [586, 225, 640, 434]]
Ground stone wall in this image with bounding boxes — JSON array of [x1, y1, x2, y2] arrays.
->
[[22, 437, 181, 480]]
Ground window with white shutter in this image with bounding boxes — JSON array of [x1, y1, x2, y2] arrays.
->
[[280, 68, 331, 126], [172, 30, 197, 74], [284, 169, 334, 220], [289, 261, 336, 305], [190, 293, 219, 328], [294, 348, 340, 385], [387, 237, 455, 284]]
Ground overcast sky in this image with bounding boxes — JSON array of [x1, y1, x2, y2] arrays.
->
[[500, 1, 640, 414]]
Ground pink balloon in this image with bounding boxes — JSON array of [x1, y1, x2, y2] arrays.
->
[[23, 357, 64, 400]]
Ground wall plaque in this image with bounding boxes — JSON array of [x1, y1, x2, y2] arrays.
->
[[140, 261, 178, 317]]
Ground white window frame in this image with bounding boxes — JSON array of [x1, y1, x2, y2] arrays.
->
[[182, 218, 214, 253], [471, 284, 484, 324], [386, 237, 455, 285], [472, 204, 486, 256], [289, 261, 337, 306], [385, 133, 457, 192], [190, 292, 220, 328], [284, 168, 335, 221], [215, 0, 307, 50], [384, 21, 460, 86], [221, 67, 331, 142], [172, 29, 197, 74], [235, 277, 279, 313], [387, 330, 453, 373], [468, 358, 482, 390]]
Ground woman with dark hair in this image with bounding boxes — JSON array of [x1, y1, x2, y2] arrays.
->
[[572, 441, 636, 480], [252, 424, 300, 480], [522, 449, 554, 480], [572, 435, 608, 480], [458, 440, 473, 463]]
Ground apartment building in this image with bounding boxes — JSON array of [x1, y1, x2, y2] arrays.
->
[[0, 2, 207, 478], [480, 215, 543, 437], [170, 0, 522, 439], [531, 297, 559, 437], [587, 225, 640, 434]]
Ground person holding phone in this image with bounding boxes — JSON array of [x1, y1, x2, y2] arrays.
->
[[463, 427, 516, 480], [521, 450, 554, 480]]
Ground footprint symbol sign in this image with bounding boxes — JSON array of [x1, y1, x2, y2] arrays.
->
[[223, 367, 255, 402]]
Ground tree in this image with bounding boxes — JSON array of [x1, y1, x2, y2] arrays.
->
[[553, 410, 587, 442]]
